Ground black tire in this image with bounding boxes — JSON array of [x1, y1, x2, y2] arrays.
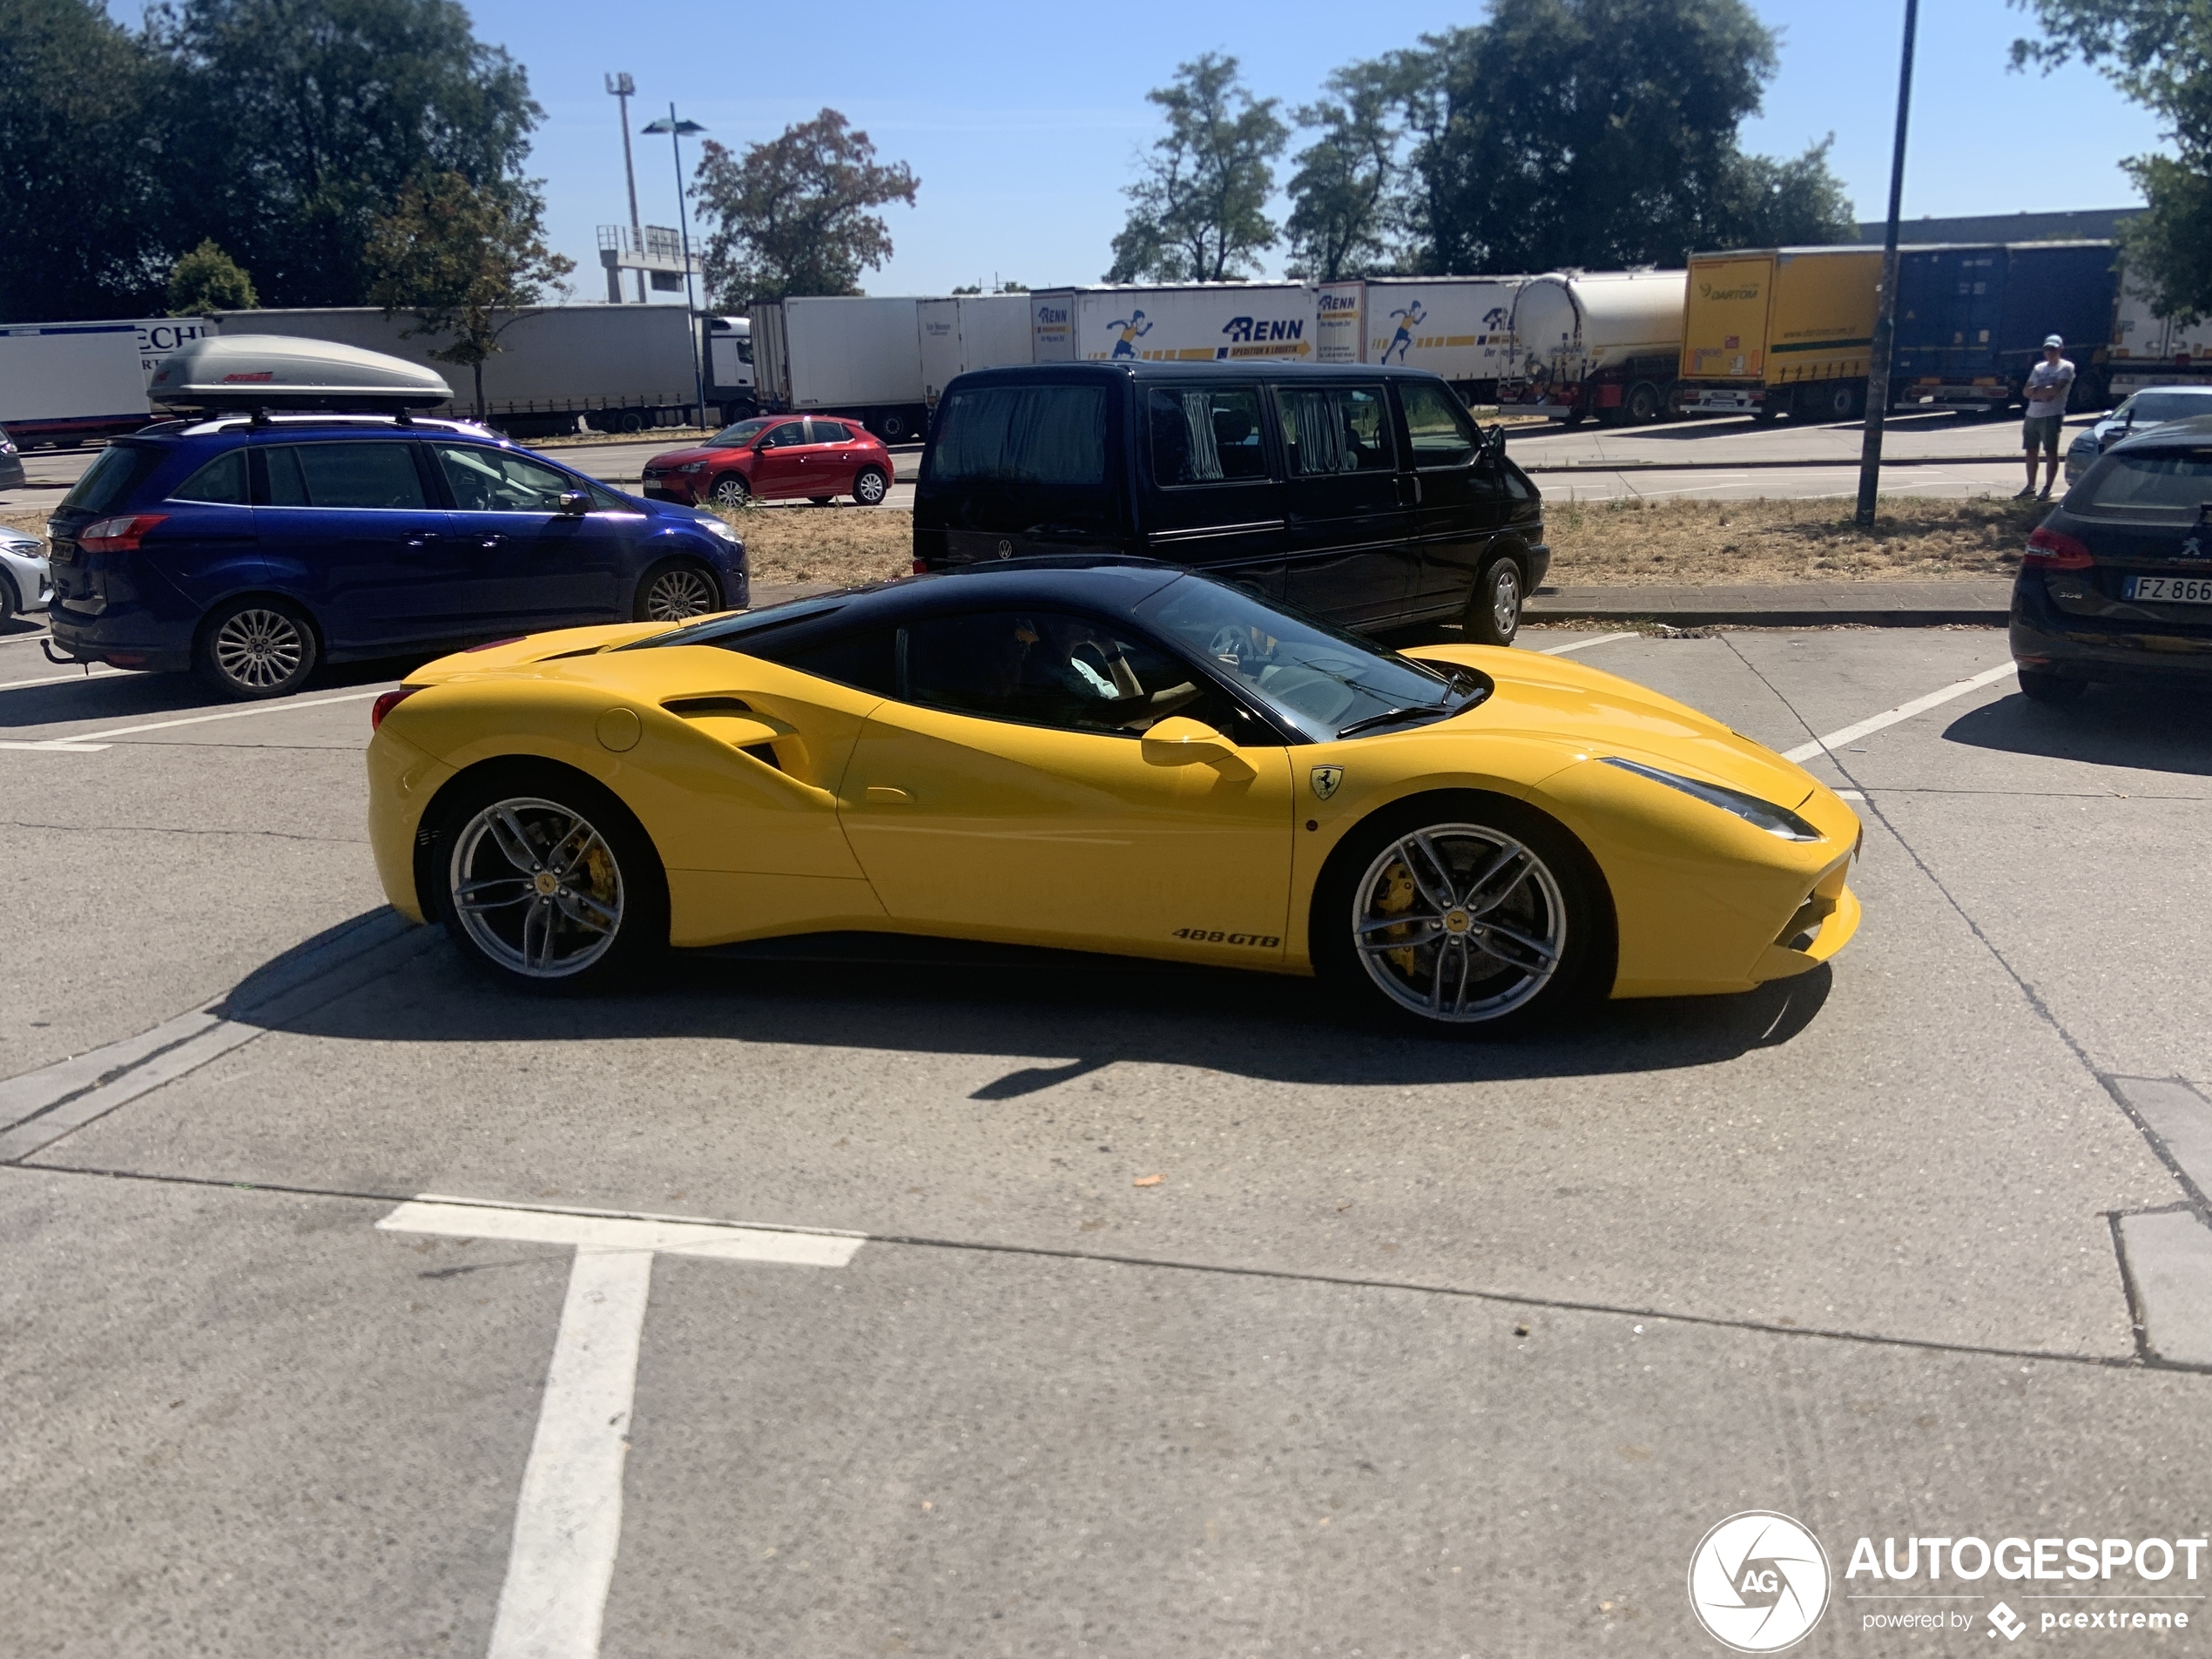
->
[[708, 473, 751, 508], [634, 560, 723, 623], [617, 410, 645, 434], [1312, 792, 1612, 1036], [877, 412, 907, 441], [1821, 381, 1865, 421], [1559, 409, 1588, 428], [807, 496, 834, 506], [195, 597, 318, 699], [853, 465, 890, 506], [1751, 403, 1784, 425], [2017, 667, 2087, 705], [0, 570, 17, 626], [1624, 381, 1662, 424], [1465, 556, 1525, 646], [427, 763, 668, 994]]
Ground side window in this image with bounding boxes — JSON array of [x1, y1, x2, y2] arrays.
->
[[739, 623, 899, 696], [432, 445, 577, 514], [265, 442, 428, 509], [170, 449, 249, 504], [1399, 381, 1477, 469], [929, 386, 1108, 486], [760, 421, 806, 449], [1147, 388, 1271, 485], [1274, 386, 1394, 475], [805, 419, 853, 444], [900, 610, 1257, 738]]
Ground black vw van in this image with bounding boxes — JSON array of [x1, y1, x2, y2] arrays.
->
[[912, 361, 1548, 644]]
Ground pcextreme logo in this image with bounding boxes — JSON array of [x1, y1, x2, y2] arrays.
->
[[1689, 1512, 1831, 1652]]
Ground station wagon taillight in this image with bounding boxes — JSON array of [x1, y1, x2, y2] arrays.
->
[[77, 513, 169, 553], [2023, 526, 2093, 570]]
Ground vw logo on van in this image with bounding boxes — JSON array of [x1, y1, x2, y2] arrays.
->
[[997, 540, 1013, 559]]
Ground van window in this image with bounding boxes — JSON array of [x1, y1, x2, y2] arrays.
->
[[170, 449, 249, 504], [2080, 450, 2212, 517], [1148, 388, 1270, 484], [1275, 386, 1393, 475], [1399, 381, 1477, 469], [932, 385, 1107, 486]]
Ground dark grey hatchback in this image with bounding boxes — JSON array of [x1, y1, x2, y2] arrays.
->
[[2010, 413, 2212, 703], [912, 361, 1548, 644]]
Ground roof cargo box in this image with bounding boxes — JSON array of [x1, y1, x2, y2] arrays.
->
[[147, 333, 452, 411]]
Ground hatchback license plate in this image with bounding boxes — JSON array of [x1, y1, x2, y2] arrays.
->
[[2128, 575, 2212, 604]]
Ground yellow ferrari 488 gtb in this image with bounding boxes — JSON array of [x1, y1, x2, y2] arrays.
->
[[365, 558, 1861, 1033]]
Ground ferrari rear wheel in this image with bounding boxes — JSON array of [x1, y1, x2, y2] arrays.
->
[[1314, 795, 1609, 1035], [429, 767, 668, 994]]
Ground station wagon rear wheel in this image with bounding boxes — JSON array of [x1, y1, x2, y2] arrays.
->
[[635, 561, 722, 623], [197, 597, 317, 700], [1313, 795, 1609, 1035], [430, 769, 667, 993]]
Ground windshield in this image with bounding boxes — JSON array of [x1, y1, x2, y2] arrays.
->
[[708, 418, 775, 446], [59, 441, 165, 514], [1135, 575, 1484, 741], [2121, 393, 2212, 426], [2080, 449, 2212, 518]]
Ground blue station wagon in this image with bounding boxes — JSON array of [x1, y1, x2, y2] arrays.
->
[[46, 413, 749, 698]]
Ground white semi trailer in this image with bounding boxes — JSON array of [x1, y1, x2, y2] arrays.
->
[[1028, 283, 1316, 366], [0, 315, 221, 447], [1315, 277, 1532, 402], [2107, 276, 2212, 395], [1499, 269, 1687, 425], [917, 293, 1034, 409], [750, 295, 936, 441]]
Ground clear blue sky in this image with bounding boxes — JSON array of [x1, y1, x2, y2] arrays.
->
[[156, 0, 2182, 300]]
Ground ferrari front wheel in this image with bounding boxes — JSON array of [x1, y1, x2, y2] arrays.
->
[[429, 766, 668, 993], [1313, 796, 1610, 1035]]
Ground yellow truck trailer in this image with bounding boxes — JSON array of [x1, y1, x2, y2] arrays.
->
[[1676, 246, 1885, 422]]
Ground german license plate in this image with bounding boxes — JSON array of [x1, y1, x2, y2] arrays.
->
[[2128, 574, 2212, 604]]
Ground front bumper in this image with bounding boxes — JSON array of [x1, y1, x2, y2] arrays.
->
[[2010, 574, 2212, 684], [0, 544, 51, 615], [642, 475, 701, 505]]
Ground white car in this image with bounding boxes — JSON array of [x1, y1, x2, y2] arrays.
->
[[2066, 386, 2212, 482], [0, 528, 51, 624]]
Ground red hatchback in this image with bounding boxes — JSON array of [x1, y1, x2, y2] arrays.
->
[[641, 415, 894, 510]]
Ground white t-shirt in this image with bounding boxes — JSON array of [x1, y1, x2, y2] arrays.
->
[[2025, 358, 2075, 417]]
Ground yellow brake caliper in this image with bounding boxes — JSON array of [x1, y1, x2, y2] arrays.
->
[[1376, 860, 1420, 975]]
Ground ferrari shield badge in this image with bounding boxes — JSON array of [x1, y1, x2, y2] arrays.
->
[[1310, 765, 1344, 801]]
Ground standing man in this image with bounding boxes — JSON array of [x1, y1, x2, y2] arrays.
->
[[2019, 334, 2075, 500]]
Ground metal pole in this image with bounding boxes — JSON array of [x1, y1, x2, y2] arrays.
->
[[667, 105, 709, 431], [1855, 0, 1919, 528], [607, 74, 644, 303]]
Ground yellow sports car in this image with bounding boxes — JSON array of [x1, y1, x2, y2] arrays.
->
[[365, 559, 1861, 1032]]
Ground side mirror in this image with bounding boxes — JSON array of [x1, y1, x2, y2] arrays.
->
[[556, 489, 590, 516], [1480, 425, 1507, 462], [1142, 715, 1237, 765]]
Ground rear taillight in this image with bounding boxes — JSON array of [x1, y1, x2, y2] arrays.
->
[[912, 558, 928, 575], [77, 513, 169, 553], [2023, 525, 2093, 570], [370, 685, 422, 732]]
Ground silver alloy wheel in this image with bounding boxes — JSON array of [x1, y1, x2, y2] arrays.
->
[[212, 607, 307, 691], [448, 796, 624, 979], [710, 475, 749, 507], [1490, 563, 1522, 637], [1352, 823, 1566, 1022], [854, 468, 887, 505], [644, 566, 717, 621]]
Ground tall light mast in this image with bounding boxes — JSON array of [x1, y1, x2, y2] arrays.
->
[[605, 73, 645, 303]]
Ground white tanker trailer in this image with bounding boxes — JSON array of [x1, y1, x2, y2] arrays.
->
[[1499, 268, 1686, 425]]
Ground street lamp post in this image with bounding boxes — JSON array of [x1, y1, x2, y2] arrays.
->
[[1855, 0, 1921, 529], [604, 73, 645, 303], [643, 105, 710, 431]]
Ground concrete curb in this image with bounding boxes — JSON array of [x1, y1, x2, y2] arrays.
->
[[1525, 579, 2014, 629], [1514, 454, 2032, 474]]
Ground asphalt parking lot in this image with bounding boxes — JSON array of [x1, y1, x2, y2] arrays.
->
[[3, 614, 2209, 1656]]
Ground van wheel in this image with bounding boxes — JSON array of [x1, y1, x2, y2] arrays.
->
[[853, 465, 889, 505], [1466, 556, 1525, 646], [1312, 793, 1609, 1035], [197, 597, 318, 699], [429, 765, 667, 994]]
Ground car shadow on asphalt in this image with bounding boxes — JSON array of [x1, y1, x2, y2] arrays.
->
[[0, 651, 449, 735], [222, 911, 1836, 1089], [1942, 685, 2212, 776]]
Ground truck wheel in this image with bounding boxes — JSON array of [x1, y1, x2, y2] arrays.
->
[[1820, 382, 1864, 421], [1625, 381, 1662, 424], [617, 410, 645, 434], [1751, 403, 1784, 425], [876, 412, 907, 441], [1558, 409, 1588, 428], [1465, 556, 1525, 647], [852, 465, 890, 506]]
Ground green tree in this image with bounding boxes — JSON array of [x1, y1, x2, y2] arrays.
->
[[0, 0, 168, 319], [2012, 0, 2212, 321], [166, 239, 259, 314], [1715, 137, 1859, 248], [1379, 0, 1849, 273], [1285, 61, 1409, 280], [366, 171, 573, 420], [692, 110, 919, 309], [151, 0, 541, 307], [1107, 53, 1289, 283]]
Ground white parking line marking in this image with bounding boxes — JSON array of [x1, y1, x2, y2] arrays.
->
[[378, 1198, 864, 1659], [1781, 663, 2017, 764], [0, 688, 381, 752], [1538, 631, 1637, 656], [0, 631, 54, 647], [0, 666, 118, 692]]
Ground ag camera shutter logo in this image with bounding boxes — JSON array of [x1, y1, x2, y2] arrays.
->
[[1689, 1511, 1831, 1652]]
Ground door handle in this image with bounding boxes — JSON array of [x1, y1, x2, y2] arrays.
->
[[863, 786, 911, 804]]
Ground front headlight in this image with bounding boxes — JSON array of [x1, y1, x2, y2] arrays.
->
[[699, 516, 742, 545], [1602, 756, 1821, 842], [678, 461, 706, 474]]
